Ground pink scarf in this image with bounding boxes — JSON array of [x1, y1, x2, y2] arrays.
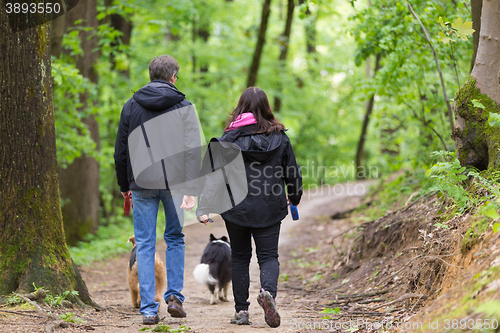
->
[[226, 113, 257, 131]]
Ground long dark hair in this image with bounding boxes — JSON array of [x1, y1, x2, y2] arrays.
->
[[226, 87, 285, 134]]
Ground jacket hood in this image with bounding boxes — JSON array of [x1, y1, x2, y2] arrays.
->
[[133, 80, 185, 111], [218, 125, 283, 164]]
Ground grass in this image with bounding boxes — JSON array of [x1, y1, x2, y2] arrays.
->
[[69, 201, 199, 266]]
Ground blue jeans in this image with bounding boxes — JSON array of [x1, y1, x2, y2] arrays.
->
[[131, 190, 185, 317]]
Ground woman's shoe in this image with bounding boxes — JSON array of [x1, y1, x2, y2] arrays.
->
[[257, 289, 280, 328], [230, 310, 250, 325]]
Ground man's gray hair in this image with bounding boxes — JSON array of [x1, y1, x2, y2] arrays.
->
[[149, 55, 179, 82]]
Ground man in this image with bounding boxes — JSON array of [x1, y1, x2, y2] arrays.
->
[[114, 55, 201, 325]]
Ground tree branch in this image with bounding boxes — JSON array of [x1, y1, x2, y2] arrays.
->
[[407, 2, 454, 132]]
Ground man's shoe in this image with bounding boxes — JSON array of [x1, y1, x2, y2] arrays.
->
[[257, 289, 280, 328], [143, 314, 159, 325], [167, 295, 186, 318], [230, 310, 250, 325]]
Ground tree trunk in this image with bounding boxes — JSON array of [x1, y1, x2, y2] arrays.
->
[[58, 0, 100, 246], [247, 0, 272, 87], [50, 14, 66, 57], [299, 0, 316, 56], [109, 12, 133, 78], [355, 53, 382, 179], [453, 0, 500, 170], [274, 0, 295, 112], [471, 0, 482, 72], [0, 14, 93, 304], [191, 15, 210, 78]]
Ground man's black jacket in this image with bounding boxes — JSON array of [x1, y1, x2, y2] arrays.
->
[[114, 80, 200, 195]]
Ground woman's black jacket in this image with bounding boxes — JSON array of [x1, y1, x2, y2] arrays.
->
[[197, 125, 302, 228]]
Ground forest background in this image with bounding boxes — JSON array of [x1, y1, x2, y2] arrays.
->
[[45, 0, 476, 262]]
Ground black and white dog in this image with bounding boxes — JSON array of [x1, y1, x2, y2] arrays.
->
[[193, 234, 231, 304]]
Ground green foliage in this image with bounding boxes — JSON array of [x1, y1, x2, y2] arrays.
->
[[320, 307, 341, 319], [52, 58, 97, 168], [426, 152, 471, 211], [350, 0, 471, 169], [45, 290, 79, 308], [437, 16, 475, 44], [68, 215, 134, 266], [139, 324, 191, 332], [5, 293, 23, 306], [58, 312, 86, 323], [488, 113, 500, 128], [433, 222, 449, 229], [427, 151, 500, 214], [471, 99, 485, 109], [53, 0, 479, 249]]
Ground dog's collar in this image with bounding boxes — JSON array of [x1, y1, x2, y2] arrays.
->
[[211, 240, 230, 248]]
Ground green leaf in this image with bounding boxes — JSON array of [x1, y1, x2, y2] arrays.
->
[[320, 307, 341, 314], [471, 99, 485, 109], [489, 113, 500, 127], [493, 223, 500, 233], [438, 31, 451, 44], [451, 17, 475, 41], [438, 16, 446, 28], [486, 208, 500, 220]]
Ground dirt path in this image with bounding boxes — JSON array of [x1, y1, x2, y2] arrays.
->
[[0, 181, 371, 333]]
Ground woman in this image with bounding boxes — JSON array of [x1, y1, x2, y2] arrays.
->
[[198, 87, 302, 328]]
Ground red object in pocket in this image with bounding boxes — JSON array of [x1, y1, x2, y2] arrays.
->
[[124, 192, 133, 216]]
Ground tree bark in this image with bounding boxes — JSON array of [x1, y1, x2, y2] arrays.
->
[[453, 0, 500, 170], [355, 53, 382, 179], [0, 13, 93, 304], [471, 0, 482, 72], [109, 12, 133, 78], [274, 0, 295, 112], [191, 15, 210, 77], [299, 0, 316, 55], [50, 14, 66, 57], [247, 0, 272, 87], [58, 0, 100, 246]]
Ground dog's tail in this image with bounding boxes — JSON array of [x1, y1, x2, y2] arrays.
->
[[193, 264, 218, 285]]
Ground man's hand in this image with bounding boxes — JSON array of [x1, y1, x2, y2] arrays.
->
[[122, 191, 131, 198], [180, 195, 196, 211], [198, 215, 209, 225]]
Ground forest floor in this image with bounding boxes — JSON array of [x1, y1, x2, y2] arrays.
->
[[2, 178, 500, 332]]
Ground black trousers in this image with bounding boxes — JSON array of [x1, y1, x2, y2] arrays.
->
[[224, 220, 281, 312]]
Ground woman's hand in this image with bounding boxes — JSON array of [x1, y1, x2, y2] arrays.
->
[[198, 215, 209, 225]]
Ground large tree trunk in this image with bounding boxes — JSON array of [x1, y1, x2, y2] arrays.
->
[[355, 53, 382, 179], [0, 13, 93, 304], [247, 0, 272, 87], [273, 0, 295, 112], [58, 0, 101, 246], [453, 0, 500, 170], [471, 0, 482, 71]]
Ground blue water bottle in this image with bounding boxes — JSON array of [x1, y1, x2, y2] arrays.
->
[[289, 202, 299, 221]]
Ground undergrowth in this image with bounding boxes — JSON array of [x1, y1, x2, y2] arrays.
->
[[69, 202, 198, 266]]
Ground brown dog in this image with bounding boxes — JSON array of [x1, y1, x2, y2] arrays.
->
[[127, 235, 167, 309]]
